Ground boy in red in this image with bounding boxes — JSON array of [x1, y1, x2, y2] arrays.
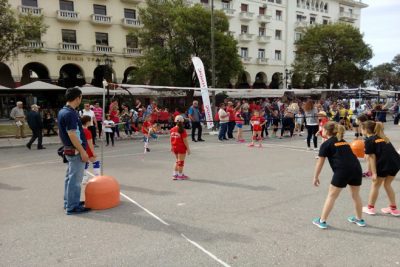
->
[[170, 115, 190, 180], [249, 111, 265, 148], [81, 116, 100, 184], [142, 115, 153, 152]]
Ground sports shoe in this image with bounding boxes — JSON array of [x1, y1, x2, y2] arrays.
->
[[362, 171, 372, 178], [381, 207, 400, 216], [347, 216, 366, 227], [172, 174, 179, 180], [313, 147, 318, 151], [248, 143, 255, 147], [312, 218, 327, 229], [307, 147, 311, 151], [362, 206, 376, 215], [177, 174, 189, 180], [66, 206, 91, 215]]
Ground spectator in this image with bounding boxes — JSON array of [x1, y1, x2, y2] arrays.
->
[[93, 102, 103, 138], [26, 104, 45, 150], [226, 101, 236, 139], [10, 101, 26, 139], [218, 103, 229, 141], [43, 112, 57, 136], [188, 100, 204, 142], [79, 103, 98, 146]]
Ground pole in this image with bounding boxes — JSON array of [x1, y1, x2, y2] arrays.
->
[[101, 79, 107, 176], [211, 0, 216, 120]]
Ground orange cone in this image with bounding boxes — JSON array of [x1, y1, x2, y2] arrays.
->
[[85, 176, 120, 210]]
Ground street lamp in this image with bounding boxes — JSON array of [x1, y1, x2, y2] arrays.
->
[[96, 54, 113, 105], [285, 68, 292, 89]]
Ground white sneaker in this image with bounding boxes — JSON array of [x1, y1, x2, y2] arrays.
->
[[307, 147, 311, 151], [313, 148, 319, 151], [82, 175, 89, 185]]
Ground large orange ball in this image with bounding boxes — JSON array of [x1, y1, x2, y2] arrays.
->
[[350, 140, 365, 158], [85, 176, 120, 210]]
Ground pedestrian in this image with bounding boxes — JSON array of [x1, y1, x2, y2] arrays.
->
[[270, 110, 280, 138], [170, 115, 191, 180], [188, 100, 204, 142], [361, 121, 400, 216], [242, 100, 250, 125], [10, 101, 26, 139], [26, 104, 45, 150], [110, 104, 120, 139], [226, 101, 236, 139], [304, 100, 319, 151], [249, 110, 264, 148], [93, 102, 103, 138], [81, 115, 101, 184], [235, 106, 245, 143], [142, 115, 153, 152], [79, 103, 98, 146], [103, 114, 115, 147], [218, 103, 229, 141], [57, 87, 90, 215], [121, 105, 132, 138], [312, 122, 365, 229], [43, 112, 57, 136]]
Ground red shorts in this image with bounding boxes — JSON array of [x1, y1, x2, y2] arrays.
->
[[253, 126, 261, 132], [172, 147, 187, 154]]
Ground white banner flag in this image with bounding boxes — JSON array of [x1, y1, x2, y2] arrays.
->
[[192, 57, 214, 129]]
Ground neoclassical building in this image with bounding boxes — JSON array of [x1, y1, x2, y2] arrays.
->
[[1, 0, 367, 89]]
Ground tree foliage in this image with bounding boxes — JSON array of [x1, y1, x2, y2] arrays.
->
[[371, 54, 400, 90], [131, 0, 243, 88], [293, 23, 372, 89], [0, 0, 47, 62]]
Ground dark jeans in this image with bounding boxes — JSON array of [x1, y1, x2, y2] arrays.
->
[[243, 112, 250, 125], [106, 132, 114, 145], [306, 125, 319, 148], [27, 128, 43, 148], [45, 126, 57, 136], [113, 125, 120, 138], [88, 125, 96, 145], [218, 122, 228, 140], [97, 121, 103, 138], [227, 121, 235, 138], [191, 121, 202, 141], [261, 125, 269, 137]]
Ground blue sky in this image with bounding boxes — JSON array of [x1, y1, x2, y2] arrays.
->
[[360, 0, 400, 66]]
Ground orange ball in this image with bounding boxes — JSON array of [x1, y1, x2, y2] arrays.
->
[[350, 140, 365, 158], [85, 176, 120, 210]]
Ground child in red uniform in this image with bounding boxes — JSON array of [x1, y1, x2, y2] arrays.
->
[[142, 115, 153, 152], [249, 111, 264, 147], [81, 116, 100, 184], [170, 115, 191, 180], [235, 106, 245, 143]]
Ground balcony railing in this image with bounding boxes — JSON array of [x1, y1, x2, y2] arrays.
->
[[57, 10, 79, 21], [238, 33, 254, 42], [121, 0, 143, 3], [257, 58, 268, 64], [91, 14, 112, 24], [257, 14, 272, 23], [295, 20, 308, 29], [257, 35, 271, 43], [124, 48, 142, 57], [122, 18, 141, 28], [339, 12, 359, 21], [241, 57, 252, 64], [239, 12, 254, 21], [18, 6, 42, 15], [59, 43, 81, 53], [22, 40, 45, 51], [222, 8, 235, 17], [93, 45, 113, 53]]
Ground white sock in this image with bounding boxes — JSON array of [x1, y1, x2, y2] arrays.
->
[[173, 171, 178, 176]]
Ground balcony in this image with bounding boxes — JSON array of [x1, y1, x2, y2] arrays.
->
[[124, 48, 142, 57], [122, 18, 141, 28], [18, 6, 42, 16], [241, 57, 252, 64], [22, 40, 45, 51], [339, 12, 359, 22], [222, 8, 235, 17], [93, 45, 113, 54], [121, 0, 143, 3], [338, 0, 368, 8], [295, 20, 308, 29], [57, 10, 79, 22], [91, 14, 112, 25], [239, 12, 254, 21], [257, 14, 272, 23], [59, 43, 82, 54], [257, 58, 268, 64], [257, 35, 271, 43], [238, 33, 254, 42]]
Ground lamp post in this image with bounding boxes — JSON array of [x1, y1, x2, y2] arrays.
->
[[210, 0, 216, 127], [96, 54, 113, 107], [285, 68, 292, 89]]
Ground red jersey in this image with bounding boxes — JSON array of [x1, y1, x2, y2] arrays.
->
[[170, 126, 187, 153], [110, 110, 119, 123], [159, 111, 170, 121], [251, 116, 262, 131], [319, 117, 329, 137], [150, 112, 158, 123], [173, 111, 180, 119], [83, 128, 94, 158], [142, 121, 152, 134], [235, 111, 244, 124], [227, 107, 235, 121]]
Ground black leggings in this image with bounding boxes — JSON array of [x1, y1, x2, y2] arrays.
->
[[306, 125, 319, 148], [106, 132, 114, 145]]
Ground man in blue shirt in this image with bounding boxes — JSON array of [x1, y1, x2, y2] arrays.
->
[[188, 100, 205, 142], [58, 87, 90, 215]]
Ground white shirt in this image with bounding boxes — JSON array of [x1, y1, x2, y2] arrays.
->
[[218, 109, 229, 123], [80, 109, 96, 126], [103, 120, 115, 133]]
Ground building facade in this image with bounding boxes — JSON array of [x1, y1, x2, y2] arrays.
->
[[1, 0, 367, 89]]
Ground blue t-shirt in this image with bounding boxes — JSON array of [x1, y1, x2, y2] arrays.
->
[[188, 106, 200, 122], [57, 106, 87, 150]]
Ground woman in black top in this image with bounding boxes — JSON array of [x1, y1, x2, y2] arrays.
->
[[361, 121, 400, 217], [312, 122, 365, 229]]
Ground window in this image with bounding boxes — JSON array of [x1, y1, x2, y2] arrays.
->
[[275, 30, 281, 40], [241, 25, 248, 34], [275, 50, 281, 60], [295, 32, 302, 41], [126, 36, 138, 48], [296, 14, 303, 21], [259, 7, 265, 15], [200, 0, 209, 4], [276, 10, 282, 20], [258, 49, 265, 59], [310, 17, 316, 24], [93, 4, 106, 15], [95, 32, 108, 46], [276, 0, 282, 4], [323, 19, 328, 25], [62, 29, 76, 43], [340, 7, 344, 12], [259, 27, 265, 36], [240, 47, 248, 58], [324, 3, 328, 12], [241, 4, 248, 12], [268, 0, 274, 2], [222, 0, 230, 9], [59, 0, 74, 11], [124, 8, 136, 19], [349, 8, 353, 14], [22, 0, 37, 6]]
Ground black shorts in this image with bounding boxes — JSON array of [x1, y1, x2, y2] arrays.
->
[[377, 170, 399, 178], [331, 172, 362, 188]]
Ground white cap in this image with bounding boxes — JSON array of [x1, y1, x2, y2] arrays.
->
[[174, 115, 184, 123]]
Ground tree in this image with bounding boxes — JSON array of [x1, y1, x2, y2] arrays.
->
[[293, 23, 372, 89], [0, 0, 47, 62], [371, 54, 400, 90], [131, 0, 243, 90]]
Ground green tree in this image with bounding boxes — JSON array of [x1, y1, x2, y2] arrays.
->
[[371, 54, 400, 90], [293, 23, 372, 89], [0, 0, 47, 62], [131, 0, 242, 89]]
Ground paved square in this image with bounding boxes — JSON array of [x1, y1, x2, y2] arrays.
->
[[1, 125, 399, 266]]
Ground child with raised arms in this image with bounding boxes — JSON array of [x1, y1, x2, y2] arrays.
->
[[249, 110, 265, 148], [312, 122, 365, 229], [361, 121, 400, 216], [170, 115, 190, 180]]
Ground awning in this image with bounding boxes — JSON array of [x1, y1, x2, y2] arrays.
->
[[0, 85, 10, 90], [15, 81, 66, 91]]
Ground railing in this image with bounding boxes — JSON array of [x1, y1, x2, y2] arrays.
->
[[57, 10, 79, 20], [94, 45, 113, 53], [122, 18, 141, 27], [258, 14, 272, 23], [26, 40, 44, 49], [295, 20, 308, 28], [222, 8, 235, 16], [257, 35, 271, 43], [339, 12, 359, 20], [121, 0, 143, 3], [59, 43, 80, 51], [239, 12, 254, 20], [241, 57, 252, 63], [19, 6, 42, 15], [257, 58, 268, 64], [239, 33, 254, 42], [124, 48, 142, 56], [91, 14, 112, 24]]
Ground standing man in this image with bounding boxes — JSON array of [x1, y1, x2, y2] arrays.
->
[[218, 103, 229, 141], [93, 102, 103, 138], [242, 100, 250, 125], [10, 101, 26, 139], [226, 101, 236, 139], [26, 104, 45, 150], [58, 87, 90, 215], [80, 103, 97, 146], [188, 100, 204, 142]]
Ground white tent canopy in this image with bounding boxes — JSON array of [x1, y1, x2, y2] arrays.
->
[[15, 81, 66, 90], [0, 85, 10, 90]]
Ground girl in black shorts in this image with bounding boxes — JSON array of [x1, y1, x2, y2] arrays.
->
[[362, 121, 400, 216], [312, 122, 365, 229]]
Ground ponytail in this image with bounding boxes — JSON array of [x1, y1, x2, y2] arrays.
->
[[177, 121, 184, 134], [374, 122, 389, 143], [336, 124, 345, 140]]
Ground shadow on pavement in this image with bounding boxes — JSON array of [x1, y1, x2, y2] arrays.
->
[[0, 182, 25, 191], [120, 184, 176, 196], [188, 179, 276, 192]]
